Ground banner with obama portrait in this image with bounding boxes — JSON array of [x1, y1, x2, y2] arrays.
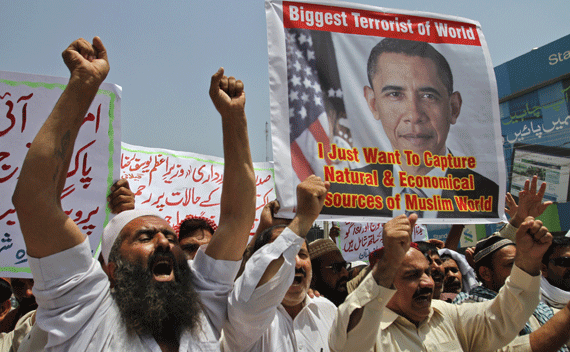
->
[[266, 0, 506, 223]]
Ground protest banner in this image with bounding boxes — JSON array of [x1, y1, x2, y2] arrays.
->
[[120, 142, 276, 235], [338, 221, 428, 263], [266, 0, 506, 223], [0, 71, 121, 277]]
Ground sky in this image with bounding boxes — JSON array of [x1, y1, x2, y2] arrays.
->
[[1, 0, 568, 163]]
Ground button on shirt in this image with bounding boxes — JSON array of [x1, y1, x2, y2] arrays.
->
[[329, 264, 540, 352], [28, 237, 239, 351], [222, 228, 337, 352]]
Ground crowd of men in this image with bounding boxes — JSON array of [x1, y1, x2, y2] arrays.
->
[[1, 36, 570, 352]]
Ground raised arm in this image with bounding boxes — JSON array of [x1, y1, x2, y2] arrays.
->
[[222, 176, 328, 351], [457, 217, 552, 351], [12, 37, 109, 258], [257, 175, 329, 287], [513, 217, 552, 276], [348, 214, 418, 330], [329, 214, 417, 352], [205, 68, 256, 261]]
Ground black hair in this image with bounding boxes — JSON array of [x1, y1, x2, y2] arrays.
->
[[0, 279, 11, 303], [252, 224, 289, 254], [367, 38, 453, 95], [542, 236, 570, 266], [178, 218, 215, 240]]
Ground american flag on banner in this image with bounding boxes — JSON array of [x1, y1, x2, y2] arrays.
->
[[285, 28, 334, 182]]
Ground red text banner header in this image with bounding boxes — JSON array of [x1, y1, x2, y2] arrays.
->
[[283, 1, 481, 46]]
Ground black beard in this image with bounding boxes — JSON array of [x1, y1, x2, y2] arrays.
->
[[17, 297, 38, 315], [111, 250, 203, 339], [315, 279, 348, 307]]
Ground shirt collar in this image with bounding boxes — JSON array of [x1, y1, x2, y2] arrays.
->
[[380, 304, 440, 330]]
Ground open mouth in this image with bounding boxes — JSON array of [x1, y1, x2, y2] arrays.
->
[[151, 257, 174, 282], [413, 291, 432, 307], [292, 273, 304, 286]]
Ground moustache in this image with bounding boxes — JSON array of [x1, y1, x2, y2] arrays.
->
[[295, 267, 307, 277], [147, 248, 178, 277], [413, 287, 434, 299]]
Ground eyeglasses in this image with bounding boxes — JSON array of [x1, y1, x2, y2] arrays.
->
[[325, 261, 351, 273], [550, 257, 570, 268]]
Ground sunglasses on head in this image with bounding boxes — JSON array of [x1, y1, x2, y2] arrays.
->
[[325, 261, 351, 273], [550, 257, 570, 268]]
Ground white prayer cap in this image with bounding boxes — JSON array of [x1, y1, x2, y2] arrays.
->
[[101, 209, 162, 264]]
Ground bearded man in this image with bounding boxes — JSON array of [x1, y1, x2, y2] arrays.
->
[[12, 36, 256, 351]]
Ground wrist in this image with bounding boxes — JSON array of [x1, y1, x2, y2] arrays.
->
[[372, 257, 401, 288], [514, 256, 541, 276], [510, 215, 524, 228], [67, 75, 102, 96], [287, 216, 314, 238]]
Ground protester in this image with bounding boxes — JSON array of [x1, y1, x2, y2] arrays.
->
[[416, 241, 445, 299], [0, 278, 36, 335], [11, 36, 255, 351], [329, 213, 551, 352], [495, 176, 567, 310], [0, 280, 11, 333], [454, 235, 570, 351], [222, 175, 337, 352], [0, 310, 35, 352], [7, 179, 135, 352], [174, 215, 217, 259], [439, 255, 462, 301], [329, 223, 340, 244], [309, 238, 350, 306], [439, 248, 478, 294], [540, 237, 570, 309]]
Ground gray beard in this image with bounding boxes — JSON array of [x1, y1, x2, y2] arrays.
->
[[111, 252, 203, 339]]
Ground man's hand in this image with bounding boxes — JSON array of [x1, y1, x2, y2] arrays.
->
[[209, 67, 245, 117], [427, 238, 445, 249], [382, 214, 417, 265], [370, 214, 417, 288], [258, 200, 290, 231], [504, 192, 518, 219], [62, 37, 109, 88], [288, 175, 330, 238], [250, 200, 291, 247], [107, 179, 135, 214], [296, 175, 330, 225], [514, 216, 553, 276], [464, 246, 476, 269], [510, 176, 552, 227]]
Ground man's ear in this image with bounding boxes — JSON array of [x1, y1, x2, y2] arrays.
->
[[364, 86, 380, 121], [478, 266, 492, 283], [449, 91, 462, 125], [103, 261, 117, 288]]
